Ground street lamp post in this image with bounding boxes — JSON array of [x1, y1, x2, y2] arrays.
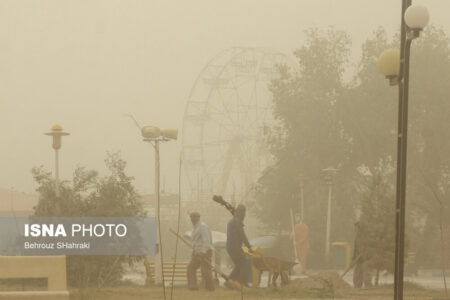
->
[[378, 3, 429, 300], [141, 126, 178, 289], [321, 167, 337, 260], [44, 125, 70, 196]]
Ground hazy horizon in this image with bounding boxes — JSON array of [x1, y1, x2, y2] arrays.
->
[[1, 0, 449, 195]]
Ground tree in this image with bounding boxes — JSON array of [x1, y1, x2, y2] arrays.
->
[[255, 27, 354, 266], [345, 25, 450, 272], [406, 26, 450, 275], [355, 158, 396, 285], [32, 152, 145, 290], [256, 25, 450, 269]]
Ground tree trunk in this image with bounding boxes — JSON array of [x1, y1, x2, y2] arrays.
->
[[375, 268, 380, 287]]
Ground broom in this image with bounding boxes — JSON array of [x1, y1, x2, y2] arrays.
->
[[340, 254, 362, 278], [169, 228, 244, 291]]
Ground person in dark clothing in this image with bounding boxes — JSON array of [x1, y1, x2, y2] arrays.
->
[[226, 204, 252, 287]]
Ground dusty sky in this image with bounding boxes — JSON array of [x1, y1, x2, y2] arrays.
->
[[0, 0, 449, 195]]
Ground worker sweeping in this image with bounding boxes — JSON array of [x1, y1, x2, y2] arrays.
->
[[170, 227, 243, 291], [187, 212, 215, 291]]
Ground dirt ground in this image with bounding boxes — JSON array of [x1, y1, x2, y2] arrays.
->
[[67, 284, 448, 300], [1, 278, 447, 300], [289, 272, 352, 289]]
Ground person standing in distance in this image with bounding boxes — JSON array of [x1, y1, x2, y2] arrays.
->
[[292, 214, 310, 274]]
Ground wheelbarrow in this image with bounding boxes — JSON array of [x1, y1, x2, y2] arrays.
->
[[243, 235, 297, 287]]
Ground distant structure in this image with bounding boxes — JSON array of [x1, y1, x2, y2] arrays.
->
[[140, 193, 180, 219], [0, 188, 38, 216], [181, 47, 294, 203]]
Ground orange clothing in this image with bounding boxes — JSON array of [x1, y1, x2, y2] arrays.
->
[[294, 222, 310, 249], [293, 222, 309, 272], [298, 247, 308, 272]]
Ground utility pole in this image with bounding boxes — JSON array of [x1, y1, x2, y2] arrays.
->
[[321, 167, 337, 260]]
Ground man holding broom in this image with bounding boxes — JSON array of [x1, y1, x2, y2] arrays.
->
[[187, 211, 215, 291]]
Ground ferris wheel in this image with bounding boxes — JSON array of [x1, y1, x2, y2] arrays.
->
[[181, 47, 293, 202]]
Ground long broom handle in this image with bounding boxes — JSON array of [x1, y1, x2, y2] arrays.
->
[[340, 254, 362, 278], [169, 228, 195, 250], [169, 228, 230, 280]]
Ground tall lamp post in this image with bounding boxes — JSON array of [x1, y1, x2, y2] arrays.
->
[[321, 167, 337, 260], [44, 124, 70, 196], [141, 125, 178, 289], [378, 3, 429, 300]]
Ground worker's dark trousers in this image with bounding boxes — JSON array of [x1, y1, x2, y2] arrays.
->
[[187, 250, 215, 291], [227, 248, 249, 286]]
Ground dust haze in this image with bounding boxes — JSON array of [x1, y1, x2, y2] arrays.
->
[[1, 0, 448, 195]]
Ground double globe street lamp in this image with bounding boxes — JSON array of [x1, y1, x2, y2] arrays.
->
[[378, 3, 429, 300]]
